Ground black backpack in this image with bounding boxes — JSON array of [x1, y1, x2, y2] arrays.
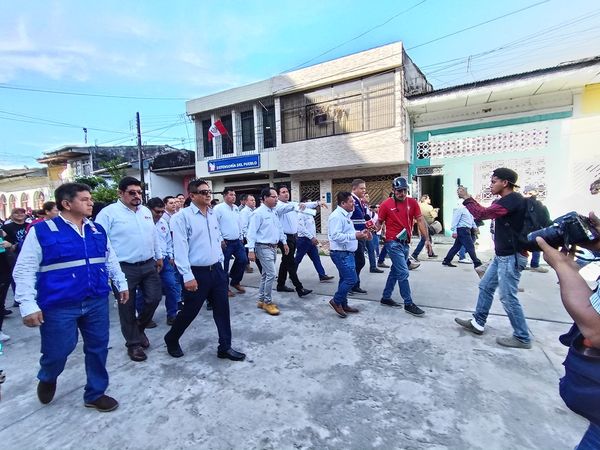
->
[[517, 197, 552, 247]]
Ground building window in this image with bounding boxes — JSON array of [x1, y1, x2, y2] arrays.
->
[[202, 119, 213, 158], [220, 115, 234, 155], [281, 72, 395, 144], [0, 194, 6, 220], [262, 105, 276, 148], [20, 192, 29, 209], [240, 110, 255, 151], [8, 194, 16, 212]]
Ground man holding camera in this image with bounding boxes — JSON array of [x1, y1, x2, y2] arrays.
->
[[535, 213, 600, 449], [454, 168, 532, 349]]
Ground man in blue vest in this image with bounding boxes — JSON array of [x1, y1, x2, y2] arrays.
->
[[13, 183, 129, 412]]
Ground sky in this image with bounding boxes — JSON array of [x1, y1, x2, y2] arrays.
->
[[1, 0, 599, 169]]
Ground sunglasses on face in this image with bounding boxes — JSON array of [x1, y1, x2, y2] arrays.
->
[[126, 190, 143, 196], [193, 190, 213, 196]]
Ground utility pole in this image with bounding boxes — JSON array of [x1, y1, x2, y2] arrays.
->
[[136, 112, 146, 203]]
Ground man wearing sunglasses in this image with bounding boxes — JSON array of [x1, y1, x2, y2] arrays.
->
[[95, 177, 164, 362], [165, 180, 245, 361]]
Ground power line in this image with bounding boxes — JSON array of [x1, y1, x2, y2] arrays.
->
[[273, 1, 552, 94], [283, 0, 427, 72], [0, 84, 187, 101], [406, 0, 550, 51]]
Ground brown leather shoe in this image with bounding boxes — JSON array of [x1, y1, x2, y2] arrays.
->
[[329, 299, 347, 318], [232, 284, 246, 293], [343, 305, 359, 313], [228, 290, 236, 298], [139, 331, 150, 349], [127, 345, 147, 362]]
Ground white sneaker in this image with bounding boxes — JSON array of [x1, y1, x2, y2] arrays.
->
[[0, 331, 10, 342], [458, 259, 472, 264], [408, 256, 421, 270]]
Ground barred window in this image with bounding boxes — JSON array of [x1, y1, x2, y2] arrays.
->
[[281, 72, 395, 144], [241, 110, 255, 151], [202, 119, 212, 157], [262, 105, 276, 148], [220, 114, 234, 154]]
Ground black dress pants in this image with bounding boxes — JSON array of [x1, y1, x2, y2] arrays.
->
[[277, 233, 304, 290], [165, 264, 231, 352], [353, 240, 366, 289]]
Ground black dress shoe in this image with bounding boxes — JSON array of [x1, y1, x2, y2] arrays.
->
[[380, 298, 402, 307], [319, 275, 335, 281], [276, 285, 295, 293], [145, 320, 158, 329], [297, 288, 312, 297], [442, 261, 457, 267], [127, 345, 147, 362], [37, 380, 57, 404], [351, 287, 367, 294], [164, 335, 184, 358], [217, 348, 246, 361], [369, 268, 384, 273]]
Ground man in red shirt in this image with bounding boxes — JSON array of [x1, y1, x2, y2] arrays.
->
[[376, 177, 431, 316]]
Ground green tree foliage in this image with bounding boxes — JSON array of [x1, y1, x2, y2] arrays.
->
[[73, 157, 127, 204]]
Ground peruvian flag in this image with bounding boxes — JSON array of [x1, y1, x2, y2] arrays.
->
[[208, 119, 228, 141]]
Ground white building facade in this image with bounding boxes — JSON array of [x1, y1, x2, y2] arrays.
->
[[186, 42, 431, 232]]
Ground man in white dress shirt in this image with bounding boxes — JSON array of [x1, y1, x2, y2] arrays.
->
[[14, 182, 128, 411], [327, 191, 370, 318], [274, 185, 316, 297], [164, 180, 245, 361], [247, 187, 289, 316], [95, 177, 163, 362], [214, 188, 248, 297]]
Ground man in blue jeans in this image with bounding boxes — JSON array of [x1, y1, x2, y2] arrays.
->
[[327, 192, 370, 318], [14, 182, 129, 411], [145, 198, 181, 325], [442, 203, 482, 268], [455, 168, 532, 349], [375, 177, 429, 317], [214, 188, 248, 298]]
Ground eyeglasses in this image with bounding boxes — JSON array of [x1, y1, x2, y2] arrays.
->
[[193, 190, 213, 196], [126, 190, 143, 196]]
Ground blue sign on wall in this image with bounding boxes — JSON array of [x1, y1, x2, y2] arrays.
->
[[207, 154, 261, 173]]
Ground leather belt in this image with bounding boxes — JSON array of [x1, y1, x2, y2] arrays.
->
[[121, 258, 154, 266], [256, 242, 278, 248], [191, 263, 221, 271], [385, 239, 408, 244]]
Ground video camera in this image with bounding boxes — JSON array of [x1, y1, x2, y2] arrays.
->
[[527, 211, 599, 250]]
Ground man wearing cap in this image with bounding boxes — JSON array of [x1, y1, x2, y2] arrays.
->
[[455, 167, 532, 349], [375, 177, 429, 317]]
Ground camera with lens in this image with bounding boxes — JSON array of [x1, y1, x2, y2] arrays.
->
[[527, 211, 599, 250]]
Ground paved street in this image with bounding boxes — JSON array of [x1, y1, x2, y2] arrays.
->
[[0, 242, 593, 450]]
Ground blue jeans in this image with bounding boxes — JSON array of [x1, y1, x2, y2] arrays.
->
[[223, 239, 248, 286], [473, 254, 530, 343], [330, 250, 357, 306], [378, 244, 387, 263], [577, 423, 600, 450], [443, 227, 481, 267], [412, 236, 427, 258], [295, 236, 326, 278], [39, 297, 110, 403], [365, 238, 377, 270], [160, 262, 181, 319], [372, 234, 380, 258], [382, 241, 414, 305], [530, 251, 541, 268]]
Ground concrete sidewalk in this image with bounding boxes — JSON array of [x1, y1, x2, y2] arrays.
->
[[0, 245, 589, 450]]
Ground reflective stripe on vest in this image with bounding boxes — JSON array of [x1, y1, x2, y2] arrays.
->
[[39, 256, 107, 273]]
